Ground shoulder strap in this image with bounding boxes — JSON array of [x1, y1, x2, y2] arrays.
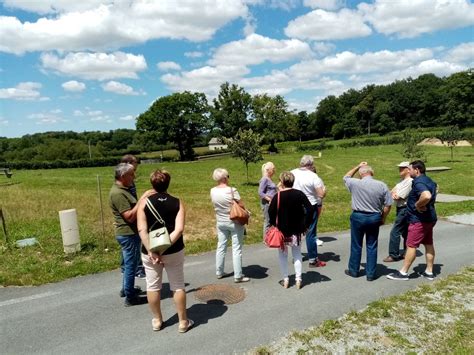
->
[[230, 187, 235, 200], [276, 191, 280, 227], [146, 198, 165, 225]]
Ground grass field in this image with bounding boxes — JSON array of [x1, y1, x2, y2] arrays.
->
[[0, 143, 473, 285]]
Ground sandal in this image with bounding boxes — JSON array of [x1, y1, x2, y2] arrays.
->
[[152, 318, 163, 331], [178, 319, 194, 333]]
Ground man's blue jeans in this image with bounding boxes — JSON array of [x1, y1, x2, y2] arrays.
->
[[349, 212, 381, 279], [116, 234, 141, 299], [305, 205, 319, 262], [388, 207, 408, 258]]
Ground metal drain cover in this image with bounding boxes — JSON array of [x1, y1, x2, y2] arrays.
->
[[194, 284, 246, 305]]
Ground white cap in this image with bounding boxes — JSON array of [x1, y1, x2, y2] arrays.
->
[[397, 161, 410, 168]]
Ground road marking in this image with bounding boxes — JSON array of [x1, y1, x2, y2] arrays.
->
[[0, 291, 61, 307]]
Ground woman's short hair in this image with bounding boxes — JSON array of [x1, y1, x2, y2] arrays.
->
[[279, 171, 295, 188], [114, 163, 134, 180], [261, 162, 275, 177], [300, 155, 314, 167], [150, 169, 171, 192], [212, 168, 229, 182]]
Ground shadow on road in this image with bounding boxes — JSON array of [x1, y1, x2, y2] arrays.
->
[[319, 236, 337, 243], [318, 251, 341, 262], [304, 271, 331, 285], [243, 264, 269, 279], [164, 301, 228, 330]]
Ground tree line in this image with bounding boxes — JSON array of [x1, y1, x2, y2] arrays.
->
[[1, 70, 472, 163]]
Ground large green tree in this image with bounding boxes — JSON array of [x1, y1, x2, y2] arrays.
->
[[252, 94, 289, 151], [136, 91, 210, 161], [211, 82, 252, 138]]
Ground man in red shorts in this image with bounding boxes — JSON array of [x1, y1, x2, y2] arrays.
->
[[387, 160, 437, 281]]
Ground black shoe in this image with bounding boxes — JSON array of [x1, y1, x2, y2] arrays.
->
[[120, 286, 142, 298], [418, 271, 435, 281], [124, 296, 146, 307], [386, 271, 409, 281], [344, 269, 358, 278]]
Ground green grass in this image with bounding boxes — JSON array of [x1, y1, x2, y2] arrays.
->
[[1, 143, 473, 285]]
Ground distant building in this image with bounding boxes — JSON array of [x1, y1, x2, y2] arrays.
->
[[208, 137, 228, 151]]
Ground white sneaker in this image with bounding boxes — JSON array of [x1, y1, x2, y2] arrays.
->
[[317, 239, 323, 246]]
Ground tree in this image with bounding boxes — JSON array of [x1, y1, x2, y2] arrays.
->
[[441, 70, 474, 128], [225, 129, 263, 183], [401, 129, 427, 162], [211, 82, 252, 138], [252, 94, 289, 152], [439, 125, 462, 161], [136, 91, 210, 161]]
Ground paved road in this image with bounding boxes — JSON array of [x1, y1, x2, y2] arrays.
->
[[1, 218, 473, 354]]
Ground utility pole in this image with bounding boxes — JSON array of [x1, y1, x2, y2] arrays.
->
[[88, 140, 92, 159]]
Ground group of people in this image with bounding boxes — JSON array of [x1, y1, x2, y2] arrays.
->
[[108, 153, 438, 333]]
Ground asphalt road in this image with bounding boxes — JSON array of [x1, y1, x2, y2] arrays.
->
[[1, 217, 473, 354]]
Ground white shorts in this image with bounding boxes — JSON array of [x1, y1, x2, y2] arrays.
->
[[141, 249, 185, 292]]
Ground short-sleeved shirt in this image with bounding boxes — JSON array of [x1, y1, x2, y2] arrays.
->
[[258, 177, 277, 203], [291, 168, 325, 205], [407, 175, 437, 223], [109, 183, 137, 236], [343, 175, 393, 213], [393, 177, 413, 208], [210, 186, 241, 223], [144, 192, 184, 256]]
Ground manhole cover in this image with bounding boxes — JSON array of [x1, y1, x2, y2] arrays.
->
[[194, 284, 246, 305]]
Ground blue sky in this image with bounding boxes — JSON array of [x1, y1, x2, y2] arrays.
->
[[0, 0, 473, 138]]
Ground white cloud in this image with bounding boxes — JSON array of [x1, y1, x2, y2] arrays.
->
[[62, 80, 86, 92], [184, 51, 204, 58], [303, 0, 344, 10], [285, 8, 372, 40], [88, 110, 103, 116], [2, 0, 112, 14], [0, 1, 249, 54], [444, 42, 474, 65], [41, 52, 147, 81], [210, 33, 312, 66], [312, 42, 336, 56], [101, 81, 142, 96], [289, 48, 434, 77], [28, 112, 64, 124], [359, 0, 474, 38], [119, 115, 135, 121], [161, 65, 250, 96], [0, 119, 9, 126], [73, 110, 84, 116], [0, 82, 49, 101], [157, 61, 182, 71]]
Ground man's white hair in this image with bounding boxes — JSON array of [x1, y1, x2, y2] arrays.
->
[[359, 165, 374, 175], [300, 155, 314, 167]]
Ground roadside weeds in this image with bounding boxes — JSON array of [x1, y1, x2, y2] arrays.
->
[[252, 266, 474, 354]]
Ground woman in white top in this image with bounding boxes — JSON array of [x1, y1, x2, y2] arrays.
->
[[210, 168, 250, 283]]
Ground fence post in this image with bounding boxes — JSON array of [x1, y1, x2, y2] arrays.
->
[[0, 208, 8, 243], [97, 175, 106, 250]]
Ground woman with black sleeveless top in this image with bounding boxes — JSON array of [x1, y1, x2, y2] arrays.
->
[[137, 169, 193, 333]]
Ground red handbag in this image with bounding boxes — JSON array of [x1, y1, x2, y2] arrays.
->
[[264, 192, 284, 249]]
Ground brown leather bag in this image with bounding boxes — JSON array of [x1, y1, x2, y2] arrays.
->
[[229, 188, 250, 225]]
